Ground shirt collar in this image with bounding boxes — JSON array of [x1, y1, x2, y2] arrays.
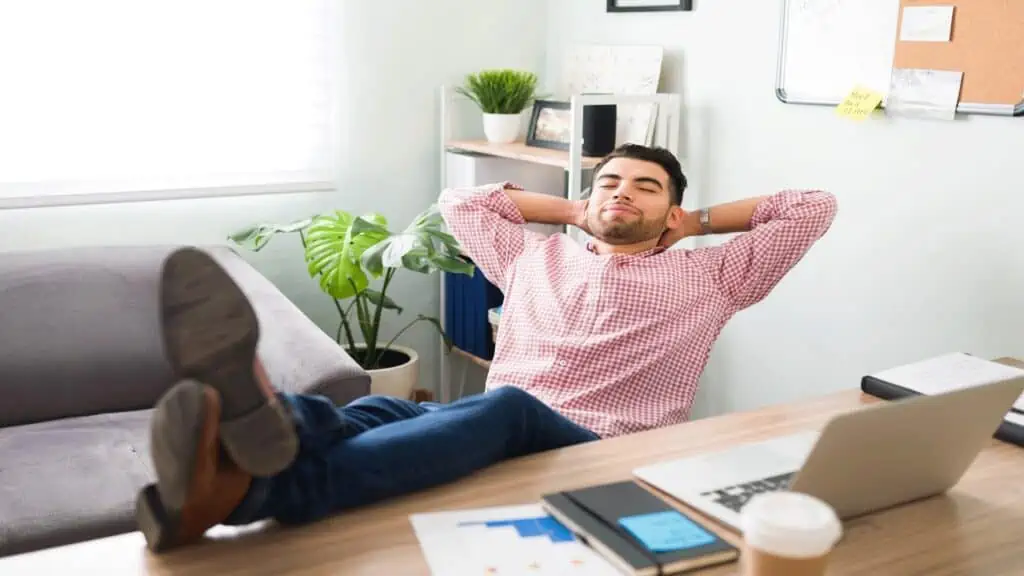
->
[[585, 241, 666, 258]]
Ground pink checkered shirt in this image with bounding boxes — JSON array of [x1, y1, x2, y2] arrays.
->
[[439, 183, 837, 438]]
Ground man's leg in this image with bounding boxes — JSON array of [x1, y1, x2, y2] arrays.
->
[[228, 384, 597, 526], [285, 392, 435, 447], [138, 247, 598, 552]]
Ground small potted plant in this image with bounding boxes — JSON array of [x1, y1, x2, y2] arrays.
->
[[230, 204, 474, 399], [456, 68, 539, 144]]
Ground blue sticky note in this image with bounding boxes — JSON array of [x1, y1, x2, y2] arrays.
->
[[618, 510, 716, 553]]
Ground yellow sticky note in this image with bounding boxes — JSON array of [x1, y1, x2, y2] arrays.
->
[[836, 87, 884, 120]]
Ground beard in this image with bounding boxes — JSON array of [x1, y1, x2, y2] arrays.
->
[[587, 206, 668, 245]]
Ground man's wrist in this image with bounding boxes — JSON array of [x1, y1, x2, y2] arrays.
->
[[696, 208, 713, 235], [682, 210, 708, 237]]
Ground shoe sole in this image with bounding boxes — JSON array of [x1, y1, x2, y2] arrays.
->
[[136, 484, 176, 553], [136, 380, 211, 553], [158, 247, 297, 477]]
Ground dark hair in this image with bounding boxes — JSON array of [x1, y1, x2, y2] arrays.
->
[[591, 144, 687, 205]]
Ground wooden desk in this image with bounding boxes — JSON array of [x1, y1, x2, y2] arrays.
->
[[3, 389, 1023, 575]]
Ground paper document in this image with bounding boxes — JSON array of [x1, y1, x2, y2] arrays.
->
[[410, 504, 620, 576], [871, 352, 1024, 412], [899, 6, 954, 42], [886, 68, 962, 120], [836, 86, 884, 120]]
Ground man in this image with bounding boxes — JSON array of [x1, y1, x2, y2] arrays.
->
[[136, 144, 836, 552]]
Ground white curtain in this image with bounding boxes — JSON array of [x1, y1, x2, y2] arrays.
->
[[0, 0, 336, 205]]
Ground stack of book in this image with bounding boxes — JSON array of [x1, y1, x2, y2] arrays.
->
[[861, 352, 1024, 447]]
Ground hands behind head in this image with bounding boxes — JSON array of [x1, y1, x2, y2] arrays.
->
[[658, 209, 700, 248], [573, 199, 592, 236]]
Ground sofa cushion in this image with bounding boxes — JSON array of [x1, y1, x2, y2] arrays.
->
[[0, 246, 178, 428], [0, 409, 154, 557]]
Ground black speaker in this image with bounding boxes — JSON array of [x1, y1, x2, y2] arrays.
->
[[581, 104, 617, 157]]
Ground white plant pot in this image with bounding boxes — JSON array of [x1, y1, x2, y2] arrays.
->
[[482, 113, 521, 144], [349, 343, 419, 399]]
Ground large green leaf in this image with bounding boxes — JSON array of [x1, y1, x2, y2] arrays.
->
[[228, 218, 313, 251], [349, 215, 391, 278], [430, 255, 475, 275], [303, 211, 389, 299], [358, 203, 473, 279], [384, 235, 422, 268], [404, 204, 468, 272], [359, 241, 390, 278]]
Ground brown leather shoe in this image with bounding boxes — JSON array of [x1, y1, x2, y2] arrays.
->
[[136, 380, 252, 552], [137, 246, 304, 553]]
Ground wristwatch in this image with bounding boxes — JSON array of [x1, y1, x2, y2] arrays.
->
[[698, 208, 713, 234]]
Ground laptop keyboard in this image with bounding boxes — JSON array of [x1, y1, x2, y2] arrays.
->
[[699, 472, 796, 513]]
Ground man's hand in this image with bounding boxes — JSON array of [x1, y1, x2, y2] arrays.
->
[[504, 187, 592, 231], [658, 209, 701, 247], [658, 224, 687, 248], [572, 199, 591, 236], [659, 197, 769, 247]]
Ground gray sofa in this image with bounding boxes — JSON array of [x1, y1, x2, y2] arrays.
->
[[0, 245, 370, 558]]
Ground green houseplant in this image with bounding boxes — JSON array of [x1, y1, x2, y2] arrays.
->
[[229, 204, 474, 398], [456, 68, 539, 144]]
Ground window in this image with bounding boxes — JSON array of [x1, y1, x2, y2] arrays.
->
[[0, 0, 336, 207]]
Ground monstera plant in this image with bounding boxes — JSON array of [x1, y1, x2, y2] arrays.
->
[[230, 204, 473, 397]]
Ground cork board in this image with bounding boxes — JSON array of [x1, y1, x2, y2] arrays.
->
[[893, 0, 1024, 114]]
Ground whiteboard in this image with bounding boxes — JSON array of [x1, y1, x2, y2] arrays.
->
[[776, 0, 900, 106]]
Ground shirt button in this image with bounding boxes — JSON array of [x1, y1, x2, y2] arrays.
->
[[558, 360, 567, 367]]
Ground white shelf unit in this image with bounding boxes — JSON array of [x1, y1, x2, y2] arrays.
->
[[437, 85, 682, 402]]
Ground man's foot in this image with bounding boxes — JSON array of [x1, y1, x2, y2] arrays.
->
[[158, 246, 297, 476], [136, 247, 300, 552], [136, 381, 253, 552]]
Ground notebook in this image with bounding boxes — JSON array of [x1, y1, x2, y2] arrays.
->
[[540, 480, 739, 576], [861, 352, 1024, 447]]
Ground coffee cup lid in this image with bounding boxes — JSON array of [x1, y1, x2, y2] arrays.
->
[[740, 491, 842, 558]]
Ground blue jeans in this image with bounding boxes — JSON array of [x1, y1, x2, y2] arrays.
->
[[225, 386, 599, 525]]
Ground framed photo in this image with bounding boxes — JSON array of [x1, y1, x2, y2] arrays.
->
[[526, 100, 572, 151], [607, 0, 692, 12]]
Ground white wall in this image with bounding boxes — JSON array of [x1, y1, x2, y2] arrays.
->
[[0, 0, 548, 395], [546, 0, 1024, 418]]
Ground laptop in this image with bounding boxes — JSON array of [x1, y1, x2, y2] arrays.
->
[[633, 375, 1024, 531]]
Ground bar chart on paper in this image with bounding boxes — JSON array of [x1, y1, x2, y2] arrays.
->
[[410, 504, 619, 575]]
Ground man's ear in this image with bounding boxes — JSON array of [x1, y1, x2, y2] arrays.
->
[[664, 205, 686, 231]]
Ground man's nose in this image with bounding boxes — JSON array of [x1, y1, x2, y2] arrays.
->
[[612, 187, 632, 200]]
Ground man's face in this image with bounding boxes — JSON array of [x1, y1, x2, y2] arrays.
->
[[586, 157, 679, 245]]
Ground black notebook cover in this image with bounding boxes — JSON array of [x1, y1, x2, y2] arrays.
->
[[861, 374, 1024, 448], [541, 480, 738, 576]]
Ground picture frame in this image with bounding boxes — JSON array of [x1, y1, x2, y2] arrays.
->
[[526, 100, 572, 151], [607, 0, 692, 12]]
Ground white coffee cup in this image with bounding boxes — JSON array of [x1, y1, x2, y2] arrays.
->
[[739, 491, 843, 576]]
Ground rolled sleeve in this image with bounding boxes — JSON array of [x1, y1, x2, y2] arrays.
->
[[438, 182, 544, 291], [697, 190, 838, 312]]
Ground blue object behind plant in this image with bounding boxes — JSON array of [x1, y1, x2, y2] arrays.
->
[[445, 265, 503, 361]]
